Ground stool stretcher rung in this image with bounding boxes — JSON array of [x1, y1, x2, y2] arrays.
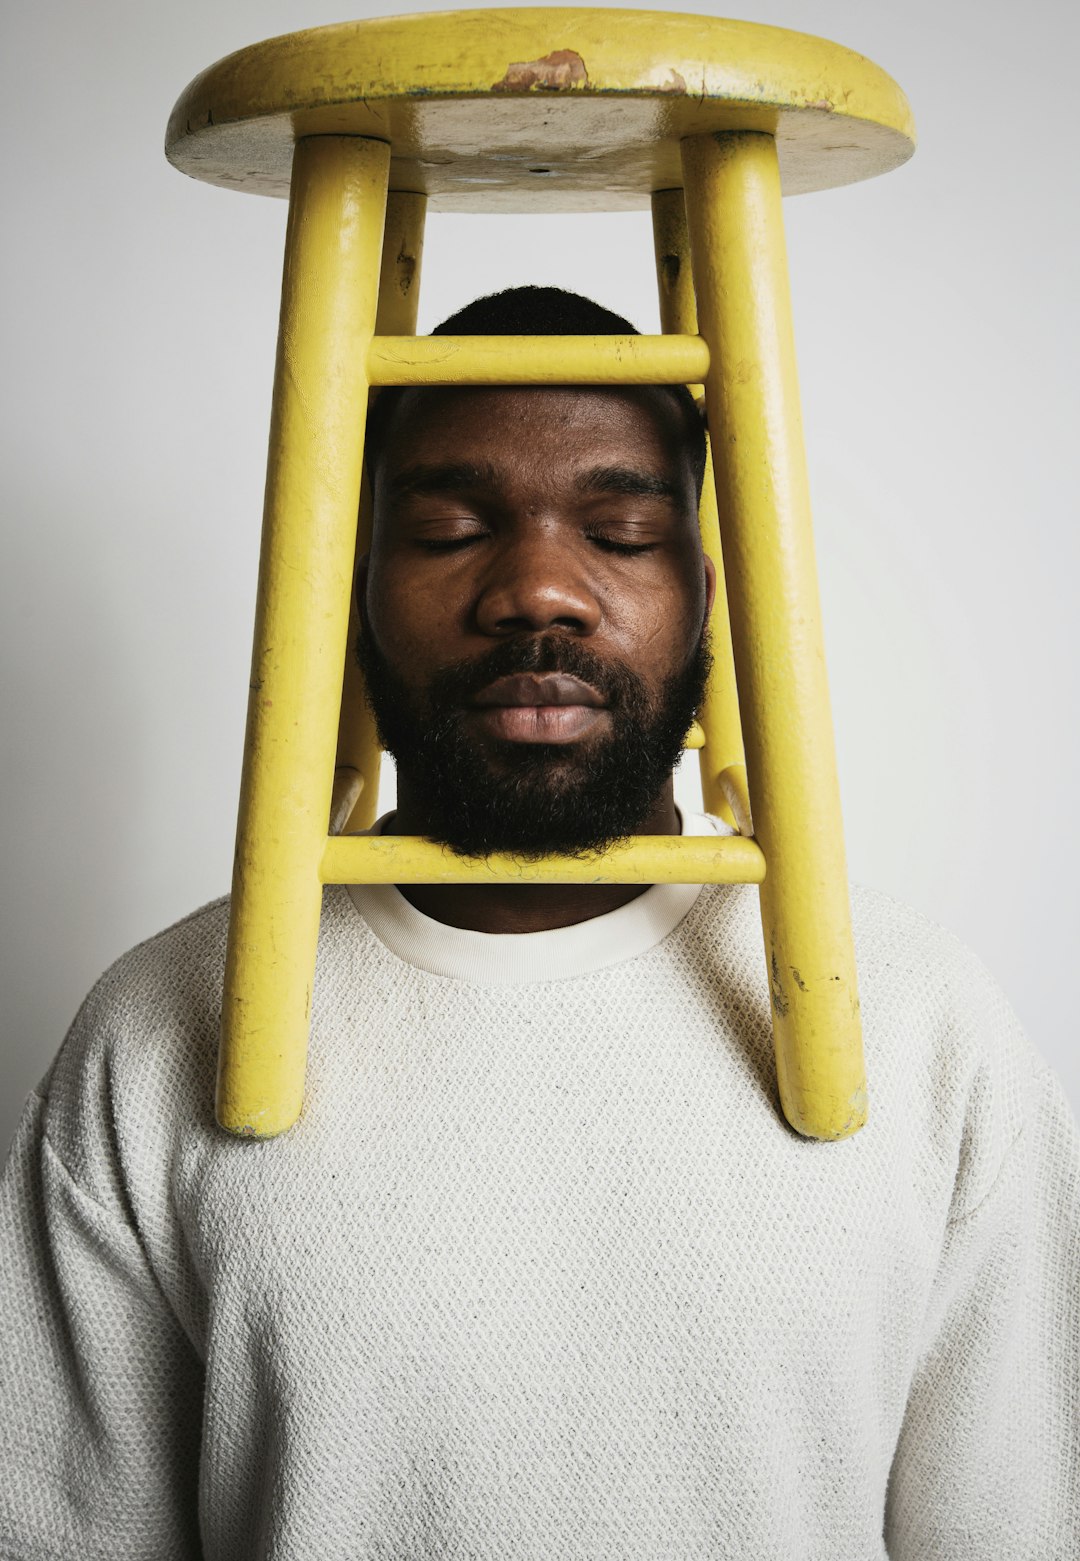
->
[[368, 333, 709, 387], [321, 834, 766, 886]]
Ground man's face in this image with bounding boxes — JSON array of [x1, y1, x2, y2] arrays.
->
[[357, 385, 715, 856]]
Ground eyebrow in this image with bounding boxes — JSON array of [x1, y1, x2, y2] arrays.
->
[[386, 461, 503, 500], [573, 465, 681, 504]]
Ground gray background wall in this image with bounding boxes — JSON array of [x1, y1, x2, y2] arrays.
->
[[3, 0, 1077, 1154]]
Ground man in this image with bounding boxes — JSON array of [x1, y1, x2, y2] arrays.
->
[[1, 287, 1077, 1560]]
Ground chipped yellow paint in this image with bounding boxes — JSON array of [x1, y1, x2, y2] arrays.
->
[[166, 8, 914, 210], [493, 48, 589, 92]]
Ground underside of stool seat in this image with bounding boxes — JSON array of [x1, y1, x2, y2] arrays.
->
[[166, 6, 914, 210]]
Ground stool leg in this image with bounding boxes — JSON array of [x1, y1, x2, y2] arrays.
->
[[651, 188, 751, 837], [680, 131, 867, 1141], [219, 134, 391, 1138], [333, 191, 428, 837]]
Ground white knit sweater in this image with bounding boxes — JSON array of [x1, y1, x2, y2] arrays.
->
[[1, 811, 1077, 1559]]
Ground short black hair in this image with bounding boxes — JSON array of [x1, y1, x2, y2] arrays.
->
[[363, 284, 707, 494]]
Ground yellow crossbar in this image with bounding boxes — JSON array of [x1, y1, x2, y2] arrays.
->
[[367, 333, 709, 386], [321, 833, 767, 886]]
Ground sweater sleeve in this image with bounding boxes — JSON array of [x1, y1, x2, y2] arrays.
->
[[0, 1089, 204, 1561], [884, 1062, 1080, 1558]]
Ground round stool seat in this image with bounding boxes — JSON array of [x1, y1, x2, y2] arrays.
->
[[166, 6, 914, 211]]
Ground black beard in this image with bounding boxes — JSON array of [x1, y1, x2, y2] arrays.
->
[[354, 625, 713, 859]]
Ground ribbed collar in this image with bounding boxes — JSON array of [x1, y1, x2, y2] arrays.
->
[[345, 808, 732, 986]]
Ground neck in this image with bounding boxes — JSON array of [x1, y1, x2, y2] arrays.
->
[[384, 780, 680, 933]]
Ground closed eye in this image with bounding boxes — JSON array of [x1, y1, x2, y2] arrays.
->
[[586, 534, 659, 556], [414, 534, 486, 552]]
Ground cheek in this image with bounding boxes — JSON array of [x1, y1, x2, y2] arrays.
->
[[364, 557, 462, 670], [624, 555, 706, 657]]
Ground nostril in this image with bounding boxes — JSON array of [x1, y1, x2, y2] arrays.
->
[[491, 611, 589, 637]]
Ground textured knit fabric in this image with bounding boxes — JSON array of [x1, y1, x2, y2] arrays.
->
[[1, 812, 1078, 1560]]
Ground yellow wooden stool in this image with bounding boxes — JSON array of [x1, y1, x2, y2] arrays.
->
[[166, 8, 915, 1142]]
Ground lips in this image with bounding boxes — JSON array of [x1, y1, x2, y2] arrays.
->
[[472, 673, 606, 709], [469, 672, 609, 744]]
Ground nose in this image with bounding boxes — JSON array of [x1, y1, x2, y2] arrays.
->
[[473, 525, 602, 637]]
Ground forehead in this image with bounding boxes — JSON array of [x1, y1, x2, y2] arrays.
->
[[374, 385, 693, 483]]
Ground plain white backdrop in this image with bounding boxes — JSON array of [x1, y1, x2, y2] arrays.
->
[[2, 0, 1077, 1155]]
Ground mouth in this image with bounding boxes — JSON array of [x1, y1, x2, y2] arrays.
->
[[469, 672, 610, 745]]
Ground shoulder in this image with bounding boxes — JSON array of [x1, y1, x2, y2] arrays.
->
[[36, 896, 233, 1204], [694, 872, 1039, 1072], [47, 893, 233, 1085], [35, 887, 367, 1200], [846, 878, 1041, 1076], [848, 881, 1052, 1212], [689, 876, 1051, 1213]]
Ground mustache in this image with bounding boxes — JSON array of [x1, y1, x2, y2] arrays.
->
[[419, 635, 645, 711]]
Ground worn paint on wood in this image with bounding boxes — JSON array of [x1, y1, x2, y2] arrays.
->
[[166, 7, 915, 210]]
